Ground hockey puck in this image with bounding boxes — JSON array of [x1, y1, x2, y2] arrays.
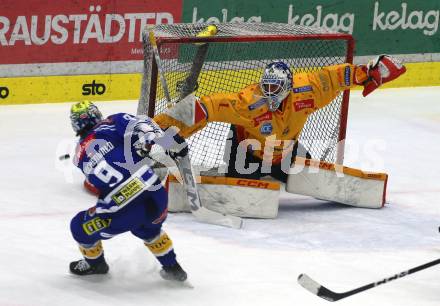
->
[[59, 154, 70, 161]]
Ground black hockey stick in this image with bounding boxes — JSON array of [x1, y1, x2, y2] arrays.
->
[[298, 257, 440, 302]]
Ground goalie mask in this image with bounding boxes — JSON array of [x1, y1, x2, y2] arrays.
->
[[260, 61, 293, 112], [70, 100, 103, 137]]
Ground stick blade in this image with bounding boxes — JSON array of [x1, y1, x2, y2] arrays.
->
[[298, 274, 341, 302], [194, 207, 243, 229]]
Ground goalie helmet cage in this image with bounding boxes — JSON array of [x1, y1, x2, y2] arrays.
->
[[138, 22, 354, 168]]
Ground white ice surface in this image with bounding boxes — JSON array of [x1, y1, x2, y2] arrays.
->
[[0, 87, 439, 306]]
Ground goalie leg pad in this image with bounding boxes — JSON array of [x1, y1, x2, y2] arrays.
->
[[168, 173, 280, 218], [287, 158, 388, 208]]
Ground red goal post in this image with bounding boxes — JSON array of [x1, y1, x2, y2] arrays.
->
[[138, 22, 354, 168]]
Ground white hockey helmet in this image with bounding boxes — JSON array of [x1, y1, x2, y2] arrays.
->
[[260, 61, 293, 112]]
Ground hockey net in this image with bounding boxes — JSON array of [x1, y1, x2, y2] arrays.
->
[[138, 22, 354, 169]]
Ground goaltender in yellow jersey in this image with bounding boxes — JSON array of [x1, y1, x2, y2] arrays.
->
[[154, 56, 406, 182]]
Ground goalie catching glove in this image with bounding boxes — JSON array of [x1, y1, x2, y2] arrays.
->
[[354, 55, 406, 97]]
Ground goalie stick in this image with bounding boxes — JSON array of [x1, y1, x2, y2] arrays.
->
[[175, 153, 243, 229], [298, 257, 440, 302], [149, 26, 242, 228], [147, 147, 242, 228]]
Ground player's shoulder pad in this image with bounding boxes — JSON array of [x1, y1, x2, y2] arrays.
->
[[108, 112, 136, 122], [106, 113, 140, 130], [237, 83, 262, 108], [92, 113, 133, 137]]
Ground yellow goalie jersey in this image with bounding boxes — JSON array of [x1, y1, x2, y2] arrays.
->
[[154, 63, 367, 164]]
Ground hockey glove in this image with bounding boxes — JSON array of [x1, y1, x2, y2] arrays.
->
[[83, 179, 100, 196], [355, 55, 406, 97], [132, 121, 163, 157], [166, 133, 189, 160], [134, 143, 153, 158]]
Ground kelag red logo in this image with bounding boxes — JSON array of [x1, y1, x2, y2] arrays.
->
[[294, 99, 315, 112], [253, 112, 272, 126], [0, 0, 182, 64]]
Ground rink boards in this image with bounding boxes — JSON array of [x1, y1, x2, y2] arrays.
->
[[1, 61, 440, 105]]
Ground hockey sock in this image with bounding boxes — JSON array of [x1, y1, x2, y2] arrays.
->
[[79, 241, 106, 265], [144, 231, 177, 267]]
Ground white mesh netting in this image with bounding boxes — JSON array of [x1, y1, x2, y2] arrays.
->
[[138, 22, 353, 168]]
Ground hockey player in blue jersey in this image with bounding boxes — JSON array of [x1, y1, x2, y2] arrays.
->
[[69, 100, 187, 281]]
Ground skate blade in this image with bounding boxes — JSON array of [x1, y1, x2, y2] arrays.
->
[[162, 278, 194, 289], [66, 270, 111, 282], [181, 280, 194, 288]]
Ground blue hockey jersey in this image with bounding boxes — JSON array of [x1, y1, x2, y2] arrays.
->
[[73, 113, 164, 214]]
